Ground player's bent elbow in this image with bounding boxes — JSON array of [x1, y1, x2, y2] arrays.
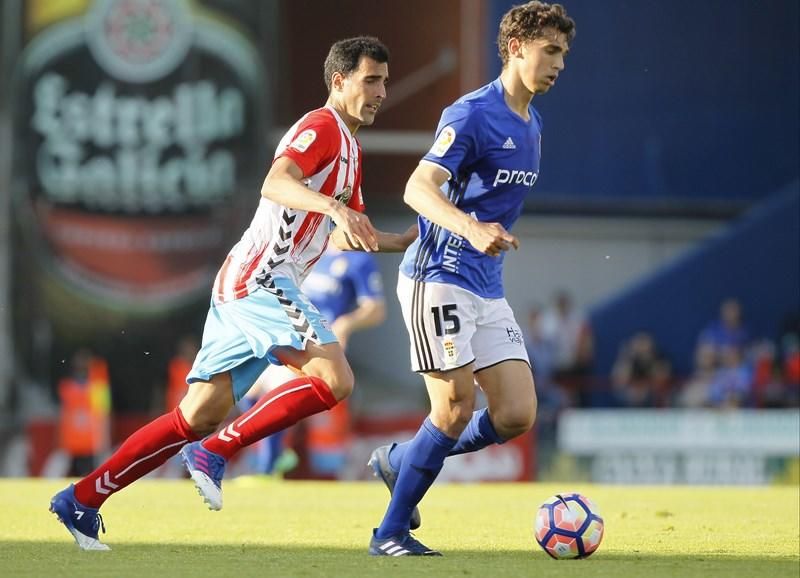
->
[[401, 186, 418, 210], [402, 176, 429, 210], [260, 175, 282, 202]]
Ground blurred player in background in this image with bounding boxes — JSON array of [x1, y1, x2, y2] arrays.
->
[[248, 246, 386, 477], [367, 1, 576, 556], [50, 36, 417, 551]]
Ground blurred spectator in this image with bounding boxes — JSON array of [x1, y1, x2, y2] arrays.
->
[[524, 305, 567, 425], [677, 342, 718, 407], [57, 349, 111, 476], [158, 335, 199, 478], [781, 334, 800, 406], [165, 334, 199, 411], [706, 345, 751, 408], [612, 332, 673, 407], [539, 289, 594, 405], [746, 315, 800, 408], [749, 340, 780, 407], [695, 298, 749, 366], [524, 305, 558, 403], [780, 312, 800, 404]]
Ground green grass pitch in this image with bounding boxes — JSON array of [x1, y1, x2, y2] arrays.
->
[[2, 478, 798, 577]]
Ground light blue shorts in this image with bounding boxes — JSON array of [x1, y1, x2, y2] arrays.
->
[[187, 278, 337, 401]]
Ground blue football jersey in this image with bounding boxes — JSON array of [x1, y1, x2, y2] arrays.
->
[[303, 248, 384, 322], [399, 78, 542, 298]]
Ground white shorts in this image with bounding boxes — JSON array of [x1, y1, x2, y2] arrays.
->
[[396, 274, 530, 373]]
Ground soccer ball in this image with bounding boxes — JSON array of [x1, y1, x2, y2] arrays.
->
[[534, 493, 604, 559]]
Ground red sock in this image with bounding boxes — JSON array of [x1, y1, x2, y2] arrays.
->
[[202, 375, 337, 460], [74, 407, 199, 508]]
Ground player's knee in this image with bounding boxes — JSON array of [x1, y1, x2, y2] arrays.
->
[[328, 376, 354, 401], [493, 397, 537, 439], [181, 405, 227, 437], [319, 366, 354, 401], [179, 382, 233, 436]]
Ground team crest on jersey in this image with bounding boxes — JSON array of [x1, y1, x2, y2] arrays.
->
[[336, 186, 353, 205], [290, 129, 317, 153], [443, 339, 457, 361], [429, 126, 456, 157]]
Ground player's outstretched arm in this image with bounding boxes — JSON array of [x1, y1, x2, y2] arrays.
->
[[330, 223, 417, 253], [404, 163, 519, 257], [263, 158, 378, 251]]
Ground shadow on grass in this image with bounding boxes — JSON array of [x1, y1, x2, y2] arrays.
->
[[3, 541, 799, 578]]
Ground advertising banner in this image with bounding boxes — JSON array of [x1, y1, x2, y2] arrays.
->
[[557, 409, 800, 485], [9, 0, 270, 409], [13, 0, 265, 316]]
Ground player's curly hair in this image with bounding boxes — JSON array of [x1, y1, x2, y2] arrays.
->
[[497, 1, 576, 66], [324, 36, 389, 92]]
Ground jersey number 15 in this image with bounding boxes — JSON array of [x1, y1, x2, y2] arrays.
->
[[431, 304, 460, 336]]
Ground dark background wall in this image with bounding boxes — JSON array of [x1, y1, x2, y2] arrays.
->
[[591, 187, 800, 377], [280, 0, 481, 201], [490, 0, 800, 206]]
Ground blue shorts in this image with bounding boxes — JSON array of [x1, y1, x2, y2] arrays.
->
[[187, 278, 337, 401]]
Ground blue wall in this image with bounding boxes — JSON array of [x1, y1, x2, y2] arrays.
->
[[589, 186, 800, 377], [488, 0, 800, 203]]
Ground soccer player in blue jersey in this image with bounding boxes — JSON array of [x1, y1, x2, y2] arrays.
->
[[250, 246, 386, 476], [368, 1, 575, 556], [305, 247, 386, 352]]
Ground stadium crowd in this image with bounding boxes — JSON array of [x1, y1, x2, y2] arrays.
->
[[526, 296, 800, 413]]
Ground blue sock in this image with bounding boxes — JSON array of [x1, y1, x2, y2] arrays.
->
[[388, 408, 504, 471], [256, 431, 286, 474], [448, 408, 505, 455], [375, 418, 457, 539]]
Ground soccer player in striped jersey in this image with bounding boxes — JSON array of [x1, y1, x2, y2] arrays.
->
[[50, 36, 416, 551], [368, 2, 576, 557]]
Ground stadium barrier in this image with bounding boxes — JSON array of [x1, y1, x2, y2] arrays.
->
[[557, 409, 800, 485]]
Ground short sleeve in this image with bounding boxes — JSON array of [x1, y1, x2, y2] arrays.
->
[[276, 112, 340, 178], [348, 253, 384, 301], [420, 103, 481, 179]]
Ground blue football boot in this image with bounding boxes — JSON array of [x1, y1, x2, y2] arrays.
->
[[49, 485, 110, 551], [180, 441, 227, 510], [368, 530, 442, 556]]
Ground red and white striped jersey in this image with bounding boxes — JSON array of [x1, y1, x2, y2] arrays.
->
[[212, 105, 365, 304]]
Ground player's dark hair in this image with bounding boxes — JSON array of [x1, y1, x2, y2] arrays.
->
[[497, 1, 576, 66], [324, 36, 389, 92]]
